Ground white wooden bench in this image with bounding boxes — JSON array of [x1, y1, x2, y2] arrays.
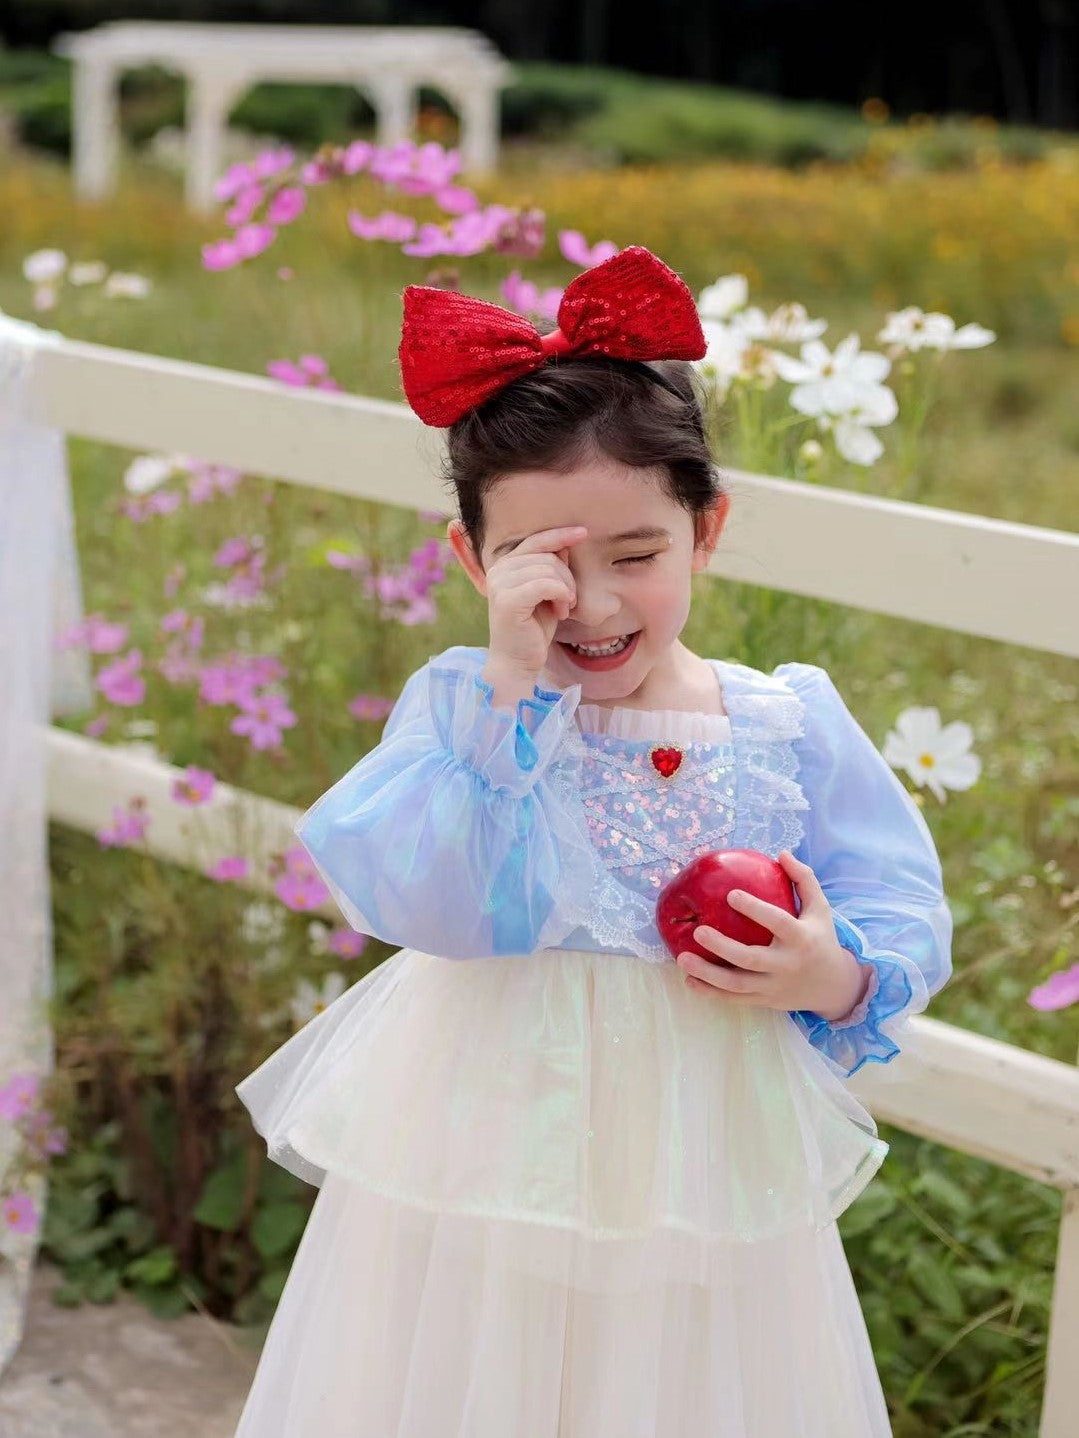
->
[[51, 22, 513, 212]]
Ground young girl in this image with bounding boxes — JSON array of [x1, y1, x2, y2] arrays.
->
[[233, 246, 951, 1436]]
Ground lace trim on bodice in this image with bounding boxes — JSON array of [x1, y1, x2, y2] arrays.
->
[[545, 661, 810, 963]]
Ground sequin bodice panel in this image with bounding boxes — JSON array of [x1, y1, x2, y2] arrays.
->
[[574, 719, 736, 904]]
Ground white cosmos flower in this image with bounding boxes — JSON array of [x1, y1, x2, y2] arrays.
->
[[124, 454, 176, 494], [241, 900, 286, 944], [772, 334, 892, 417], [878, 307, 995, 352], [734, 301, 828, 344], [105, 271, 152, 299], [882, 706, 982, 802], [307, 920, 330, 956], [695, 319, 751, 399], [698, 274, 748, 321], [289, 973, 348, 1028], [22, 248, 67, 284], [820, 384, 899, 465], [69, 260, 108, 286]]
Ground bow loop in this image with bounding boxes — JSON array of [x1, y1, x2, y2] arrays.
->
[[399, 245, 705, 427]]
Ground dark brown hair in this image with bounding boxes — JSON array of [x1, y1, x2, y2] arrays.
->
[[442, 356, 726, 562]]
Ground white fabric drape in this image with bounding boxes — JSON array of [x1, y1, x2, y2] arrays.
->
[[0, 313, 91, 1374]]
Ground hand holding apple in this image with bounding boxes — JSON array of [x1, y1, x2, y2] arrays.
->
[[656, 848, 798, 962], [660, 849, 874, 1022]]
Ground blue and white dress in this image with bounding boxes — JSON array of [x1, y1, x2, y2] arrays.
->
[[234, 645, 951, 1438]]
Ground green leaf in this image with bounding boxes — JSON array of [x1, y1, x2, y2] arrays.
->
[[258, 1268, 288, 1302], [85, 1269, 121, 1304], [251, 1201, 308, 1260], [136, 1284, 191, 1320], [913, 1170, 974, 1219], [125, 1246, 178, 1286], [839, 1179, 898, 1238], [908, 1250, 966, 1322], [193, 1154, 247, 1232]]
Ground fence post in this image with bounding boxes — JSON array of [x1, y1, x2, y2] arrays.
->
[[1041, 1188, 1079, 1436]]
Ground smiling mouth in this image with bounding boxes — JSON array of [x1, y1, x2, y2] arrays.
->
[[559, 633, 636, 656]]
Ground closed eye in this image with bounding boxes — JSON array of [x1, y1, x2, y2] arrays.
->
[[616, 552, 660, 566]]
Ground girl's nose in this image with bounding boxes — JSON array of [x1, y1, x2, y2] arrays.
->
[[570, 582, 621, 630]]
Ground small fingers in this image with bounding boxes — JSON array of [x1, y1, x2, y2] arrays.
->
[[725, 890, 799, 942], [508, 526, 588, 558], [691, 925, 772, 972], [677, 951, 765, 998]]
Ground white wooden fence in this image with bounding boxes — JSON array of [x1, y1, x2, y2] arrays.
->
[[19, 335, 1079, 1432]]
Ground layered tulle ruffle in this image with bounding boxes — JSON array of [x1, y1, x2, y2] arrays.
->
[[237, 945, 888, 1296]]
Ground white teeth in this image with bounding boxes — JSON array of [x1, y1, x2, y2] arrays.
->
[[568, 634, 631, 657]]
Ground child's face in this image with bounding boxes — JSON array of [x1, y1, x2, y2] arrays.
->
[[448, 451, 729, 703]]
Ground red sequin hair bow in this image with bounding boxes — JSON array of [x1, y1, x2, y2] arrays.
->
[[398, 244, 706, 427]]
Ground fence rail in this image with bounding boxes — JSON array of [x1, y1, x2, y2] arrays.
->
[[26, 336, 1079, 1436]]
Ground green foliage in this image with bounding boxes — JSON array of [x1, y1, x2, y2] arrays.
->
[[840, 1132, 1058, 1433]]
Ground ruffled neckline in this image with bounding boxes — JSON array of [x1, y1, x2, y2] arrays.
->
[[572, 660, 733, 744]]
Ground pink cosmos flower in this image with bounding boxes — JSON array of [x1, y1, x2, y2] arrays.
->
[[0, 1073, 39, 1121], [214, 535, 262, 568], [164, 564, 186, 597], [204, 222, 274, 270], [120, 491, 183, 522], [55, 613, 129, 654], [274, 848, 330, 911], [251, 146, 296, 181], [266, 354, 342, 392], [347, 210, 418, 243], [213, 162, 255, 203], [160, 608, 190, 634], [3, 1192, 39, 1235], [267, 186, 306, 226], [207, 855, 249, 882], [202, 238, 242, 272], [493, 208, 545, 259], [1028, 962, 1079, 1011], [348, 693, 396, 722], [225, 184, 264, 228], [96, 798, 150, 848], [96, 650, 146, 707], [23, 1109, 68, 1158], [559, 230, 618, 269], [186, 465, 242, 503], [171, 765, 216, 805], [326, 548, 369, 574], [85, 715, 110, 738], [434, 183, 479, 216], [300, 159, 334, 186], [327, 927, 368, 959], [501, 271, 563, 321], [341, 140, 374, 175], [230, 692, 297, 751]]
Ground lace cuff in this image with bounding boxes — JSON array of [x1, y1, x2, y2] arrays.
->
[[447, 673, 579, 796], [789, 913, 914, 1078]]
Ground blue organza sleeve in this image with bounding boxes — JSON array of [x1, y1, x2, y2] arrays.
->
[[776, 663, 953, 1078], [293, 646, 592, 957]]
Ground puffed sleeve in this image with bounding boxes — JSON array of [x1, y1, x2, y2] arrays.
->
[[776, 663, 953, 1078], [292, 646, 595, 957]]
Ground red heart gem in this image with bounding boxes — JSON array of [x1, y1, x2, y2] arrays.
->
[[650, 746, 683, 778]]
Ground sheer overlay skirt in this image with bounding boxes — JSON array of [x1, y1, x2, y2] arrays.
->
[[233, 946, 892, 1436]]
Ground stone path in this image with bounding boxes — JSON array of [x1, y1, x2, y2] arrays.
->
[[0, 1263, 259, 1437]]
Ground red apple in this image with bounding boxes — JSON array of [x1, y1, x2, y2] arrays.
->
[[656, 849, 798, 965]]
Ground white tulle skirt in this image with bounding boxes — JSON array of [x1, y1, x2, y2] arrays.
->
[[233, 945, 893, 1437]]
